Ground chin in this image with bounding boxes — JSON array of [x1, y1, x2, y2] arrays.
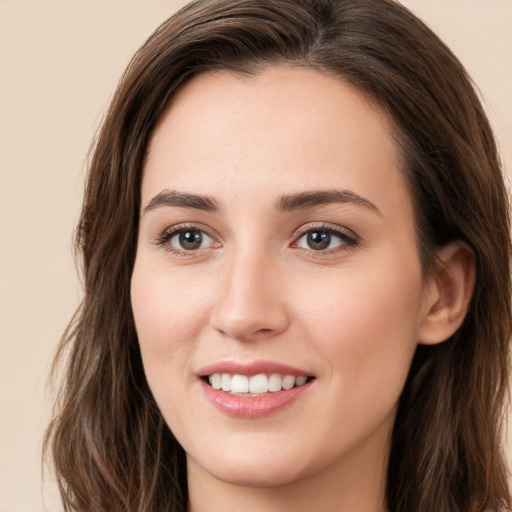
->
[[204, 460, 306, 488], [187, 444, 313, 488]]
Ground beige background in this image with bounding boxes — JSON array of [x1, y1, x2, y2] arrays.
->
[[1, 1, 511, 511]]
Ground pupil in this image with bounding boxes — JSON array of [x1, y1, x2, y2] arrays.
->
[[179, 230, 202, 250], [307, 231, 330, 250]]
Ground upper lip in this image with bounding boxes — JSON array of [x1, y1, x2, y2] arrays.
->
[[198, 359, 313, 377]]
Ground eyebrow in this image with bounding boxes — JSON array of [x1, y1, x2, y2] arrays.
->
[[143, 189, 220, 214], [275, 189, 381, 215], [143, 188, 380, 216]]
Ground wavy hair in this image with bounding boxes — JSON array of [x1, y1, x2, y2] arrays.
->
[[45, 1, 512, 510]]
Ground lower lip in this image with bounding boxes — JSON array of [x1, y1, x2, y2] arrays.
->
[[200, 380, 313, 418]]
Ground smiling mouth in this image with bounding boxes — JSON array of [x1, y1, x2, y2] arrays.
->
[[203, 373, 315, 396]]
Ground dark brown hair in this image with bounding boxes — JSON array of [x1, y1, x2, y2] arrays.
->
[[45, 1, 512, 510]]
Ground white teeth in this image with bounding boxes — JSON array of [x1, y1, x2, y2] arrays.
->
[[207, 372, 310, 394], [282, 375, 295, 390], [268, 373, 282, 392], [230, 374, 249, 394], [249, 374, 268, 393], [295, 376, 307, 386], [221, 373, 231, 391], [210, 373, 222, 390]]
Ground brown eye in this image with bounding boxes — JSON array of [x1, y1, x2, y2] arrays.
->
[[170, 229, 212, 251], [295, 227, 356, 253], [306, 231, 331, 250]]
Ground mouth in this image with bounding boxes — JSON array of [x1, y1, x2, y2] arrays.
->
[[202, 373, 314, 396], [198, 360, 316, 417]]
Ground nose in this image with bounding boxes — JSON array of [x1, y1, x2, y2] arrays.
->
[[211, 250, 289, 342]]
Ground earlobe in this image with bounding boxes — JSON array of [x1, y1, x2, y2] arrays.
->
[[418, 242, 476, 346]]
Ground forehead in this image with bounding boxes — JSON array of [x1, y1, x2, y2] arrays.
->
[[142, 67, 411, 219]]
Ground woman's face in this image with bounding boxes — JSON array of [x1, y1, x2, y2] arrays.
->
[[131, 67, 433, 490]]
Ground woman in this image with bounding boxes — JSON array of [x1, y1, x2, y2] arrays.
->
[[45, 0, 512, 511]]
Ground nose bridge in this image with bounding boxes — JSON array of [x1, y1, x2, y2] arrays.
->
[[212, 239, 288, 341]]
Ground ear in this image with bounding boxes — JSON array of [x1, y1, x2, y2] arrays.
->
[[418, 241, 476, 345]]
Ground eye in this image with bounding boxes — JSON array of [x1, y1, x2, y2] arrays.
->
[[295, 226, 357, 252], [155, 224, 218, 254], [169, 228, 213, 251]]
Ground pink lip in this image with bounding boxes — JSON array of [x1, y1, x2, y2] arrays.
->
[[198, 359, 312, 377], [197, 360, 315, 419], [200, 380, 313, 418]]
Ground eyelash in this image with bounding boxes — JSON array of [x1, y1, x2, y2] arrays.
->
[[154, 223, 359, 257], [154, 223, 218, 257], [292, 223, 359, 255]]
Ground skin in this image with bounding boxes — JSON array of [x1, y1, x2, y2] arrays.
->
[[131, 67, 473, 512]]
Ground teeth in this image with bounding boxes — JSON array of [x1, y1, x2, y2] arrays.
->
[[295, 376, 307, 386], [210, 373, 222, 389], [282, 375, 295, 390], [231, 374, 249, 394], [249, 374, 268, 393], [221, 373, 231, 391], [207, 372, 310, 395], [268, 373, 282, 392]]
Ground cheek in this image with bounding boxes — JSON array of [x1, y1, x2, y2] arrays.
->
[[295, 260, 423, 399], [130, 261, 211, 384]]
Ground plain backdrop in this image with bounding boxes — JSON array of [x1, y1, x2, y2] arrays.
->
[[1, 1, 511, 511]]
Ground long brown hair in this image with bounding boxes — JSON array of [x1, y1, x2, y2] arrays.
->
[[45, 1, 512, 510]]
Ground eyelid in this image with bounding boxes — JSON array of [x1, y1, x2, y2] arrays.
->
[[152, 221, 358, 258], [154, 222, 221, 254], [290, 222, 359, 254]]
